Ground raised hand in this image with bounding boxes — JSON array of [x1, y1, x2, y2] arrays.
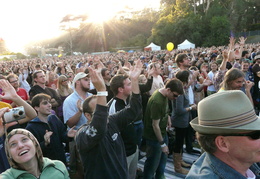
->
[[88, 66, 106, 91], [228, 37, 235, 50], [203, 79, 212, 87], [129, 59, 142, 80], [0, 79, 18, 101], [124, 62, 131, 69], [148, 65, 155, 77], [95, 59, 105, 74], [117, 61, 126, 75], [223, 49, 228, 60], [245, 80, 254, 91], [239, 36, 247, 46]]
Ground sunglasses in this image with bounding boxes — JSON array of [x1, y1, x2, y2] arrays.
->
[[9, 80, 18, 83], [173, 94, 179, 98], [172, 92, 179, 98], [222, 131, 260, 140], [62, 79, 68, 82]]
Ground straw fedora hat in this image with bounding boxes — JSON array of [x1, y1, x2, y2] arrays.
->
[[190, 90, 260, 134]]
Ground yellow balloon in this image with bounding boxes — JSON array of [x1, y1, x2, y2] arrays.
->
[[167, 42, 174, 51]]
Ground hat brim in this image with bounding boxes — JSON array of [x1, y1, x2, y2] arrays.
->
[[72, 73, 88, 87], [190, 116, 260, 134]]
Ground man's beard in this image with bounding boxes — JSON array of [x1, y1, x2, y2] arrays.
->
[[81, 85, 89, 92]]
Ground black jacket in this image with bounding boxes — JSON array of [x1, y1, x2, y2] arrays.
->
[[76, 93, 142, 179], [26, 115, 69, 165]]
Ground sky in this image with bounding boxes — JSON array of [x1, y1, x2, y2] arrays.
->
[[0, 0, 160, 53]]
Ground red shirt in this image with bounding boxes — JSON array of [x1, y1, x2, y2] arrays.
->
[[2, 88, 29, 104]]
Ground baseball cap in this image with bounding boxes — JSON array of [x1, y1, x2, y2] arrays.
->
[[72, 72, 88, 87]]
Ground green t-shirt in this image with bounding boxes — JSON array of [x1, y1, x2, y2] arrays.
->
[[143, 89, 169, 140]]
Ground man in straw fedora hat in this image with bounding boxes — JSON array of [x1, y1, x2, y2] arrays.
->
[[186, 90, 260, 178]]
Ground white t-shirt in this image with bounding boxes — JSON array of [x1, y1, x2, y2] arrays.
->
[[149, 75, 164, 96], [246, 169, 255, 179], [207, 71, 216, 92]]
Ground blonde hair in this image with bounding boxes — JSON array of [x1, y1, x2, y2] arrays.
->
[[138, 74, 147, 84], [57, 75, 73, 96], [222, 68, 245, 90]]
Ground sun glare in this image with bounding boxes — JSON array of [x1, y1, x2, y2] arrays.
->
[[0, 0, 160, 53], [83, 1, 121, 24]]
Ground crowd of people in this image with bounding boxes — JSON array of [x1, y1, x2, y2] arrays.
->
[[0, 36, 260, 179]]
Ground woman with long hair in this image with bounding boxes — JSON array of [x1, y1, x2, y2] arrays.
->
[[56, 75, 73, 122], [171, 70, 197, 175]]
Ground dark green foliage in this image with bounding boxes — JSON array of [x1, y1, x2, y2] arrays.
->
[[27, 0, 259, 54]]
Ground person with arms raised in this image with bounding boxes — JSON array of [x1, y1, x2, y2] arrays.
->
[[75, 59, 143, 179]]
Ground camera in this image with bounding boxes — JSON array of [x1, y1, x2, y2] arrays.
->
[[3, 106, 26, 124]]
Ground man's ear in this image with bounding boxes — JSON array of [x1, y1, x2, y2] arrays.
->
[[166, 88, 171, 92], [215, 136, 230, 153], [34, 106, 39, 112], [84, 112, 91, 119], [118, 87, 124, 93], [75, 80, 80, 87], [166, 88, 172, 95], [83, 112, 88, 118]]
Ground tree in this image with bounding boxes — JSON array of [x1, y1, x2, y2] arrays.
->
[[204, 16, 230, 46], [60, 14, 88, 54]]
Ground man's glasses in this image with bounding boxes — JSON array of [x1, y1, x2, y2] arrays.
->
[[172, 92, 179, 98], [222, 131, 260, 140], [9, 80, 18, 84]]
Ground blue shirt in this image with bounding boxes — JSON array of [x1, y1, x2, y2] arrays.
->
[[63, 91, 92, 129], [186, 152, 260, 179]]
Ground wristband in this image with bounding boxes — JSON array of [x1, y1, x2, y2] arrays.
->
[[189, 107, 192, 111], [159, 140, 164, 145], [161, 143, 167, 148], [97, 91, 108, 96]]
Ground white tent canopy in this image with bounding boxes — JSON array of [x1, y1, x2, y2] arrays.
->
[[144, 42, 161, 51], [177, 39, 195, 50]]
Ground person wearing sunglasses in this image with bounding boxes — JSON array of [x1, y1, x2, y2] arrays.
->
[[186, 90, 260, 178], [56, 75, 73, 123], [143, 78, 183, 179]]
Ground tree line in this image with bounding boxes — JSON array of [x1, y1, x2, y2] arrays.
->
[[26, 0, 260, 55]]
